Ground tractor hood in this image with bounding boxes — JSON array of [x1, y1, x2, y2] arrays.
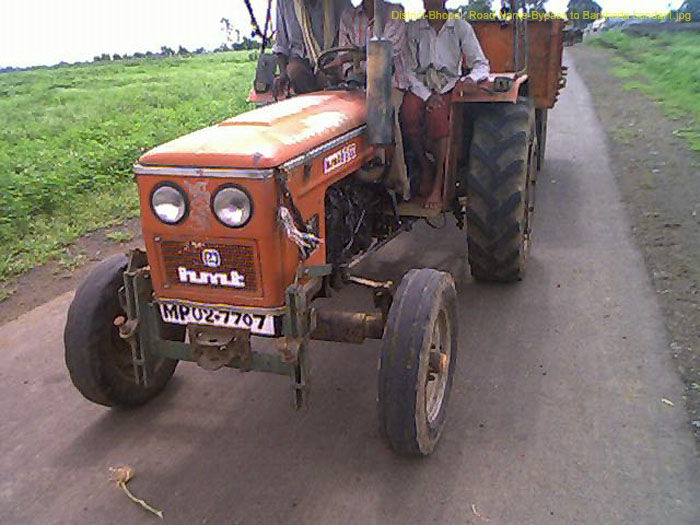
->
[[139, 91, 367, 170]]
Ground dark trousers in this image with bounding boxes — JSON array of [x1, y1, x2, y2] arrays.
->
[[288, 57, 321, 94]]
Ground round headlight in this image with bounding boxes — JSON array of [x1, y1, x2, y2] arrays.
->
[[212, 185, 252, 227], [150, 183, 187, 224]]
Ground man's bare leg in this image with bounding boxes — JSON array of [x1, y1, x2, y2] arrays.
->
[[388, 89, 410, 200], [405, 134, 434, 198], [425, 137, 448, 209]]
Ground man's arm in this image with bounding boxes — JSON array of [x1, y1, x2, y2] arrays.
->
[[405, 23, 432, 101], [276, 53, 289, 75], [383, 5, 409, 89], [324, 7, 357, 70], [335, 0, 353, 28], [331, 0, 353, 47], [272, 0, 290, 58], [459, 21, 490, 83], [338, 6, 354, 48], [383, 5, 406, 59]]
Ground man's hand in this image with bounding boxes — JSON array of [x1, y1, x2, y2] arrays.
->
[[456, 77, 479, 95], [322, 54, 353, 85], [426, 93, 446, 112], [274, 53, 290, 97], [274, 68, 290, 97], [324, 53, 351, 71]]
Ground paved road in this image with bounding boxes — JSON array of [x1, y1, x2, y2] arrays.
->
[[1, 56, 698, 525]]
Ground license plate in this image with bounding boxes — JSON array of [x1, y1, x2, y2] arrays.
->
[[158, 302, 276, 336]]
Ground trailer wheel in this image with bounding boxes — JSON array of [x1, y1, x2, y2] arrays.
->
[[378, 268, 458, 456], [466, 99, 535, 282], [64, 254, 179, 407]]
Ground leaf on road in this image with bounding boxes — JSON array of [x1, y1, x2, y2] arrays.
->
[[109, 465, 164, 519], [471, 503, 489, 521]]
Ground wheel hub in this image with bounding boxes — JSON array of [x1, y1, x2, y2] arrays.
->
[[425, 310, 451, 424]]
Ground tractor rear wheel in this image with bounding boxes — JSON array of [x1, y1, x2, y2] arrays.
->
[[64, 254, 179, 407], [466, 98, 536, 282], [377, 268, 458, 456]]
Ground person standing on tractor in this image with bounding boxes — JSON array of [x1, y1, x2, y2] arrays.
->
[[273, 0, 349, 94], [402, 0, 490, 208], [327, 0, 411, 199]]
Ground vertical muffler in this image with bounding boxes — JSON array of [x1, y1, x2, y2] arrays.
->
[[366, 0, 393, 146]]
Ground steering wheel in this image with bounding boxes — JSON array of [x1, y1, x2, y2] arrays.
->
[[316, 45, 365, 74]]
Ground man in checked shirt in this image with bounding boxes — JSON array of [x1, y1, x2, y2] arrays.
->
[[327, 0, 411, 200], [403, 0, 490, 208]]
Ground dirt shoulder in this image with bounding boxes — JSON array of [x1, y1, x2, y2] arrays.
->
[[0, 219, 143, 325], [570, 44, 700, 441]]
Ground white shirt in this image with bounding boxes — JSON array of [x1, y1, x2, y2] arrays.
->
[[406, 16, 490, 101]]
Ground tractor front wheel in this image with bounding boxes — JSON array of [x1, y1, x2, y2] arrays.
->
[[466, 98, 536, 282], [377, 268, 458, 456], [64, 254, 179, 407]]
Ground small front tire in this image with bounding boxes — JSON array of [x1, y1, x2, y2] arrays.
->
[[377, 268, 458, 456], [64, 254, 179, 407]]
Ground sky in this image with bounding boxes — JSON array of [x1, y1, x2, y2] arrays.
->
[[0, 0, 682, 68]]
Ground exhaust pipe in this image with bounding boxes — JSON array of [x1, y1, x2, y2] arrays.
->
[[366, 0, 393, 146]]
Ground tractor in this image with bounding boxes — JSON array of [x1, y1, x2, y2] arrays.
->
[[64, 1, 566, 456]]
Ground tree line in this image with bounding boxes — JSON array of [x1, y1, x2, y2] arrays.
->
[[92, 38, 260, 63]]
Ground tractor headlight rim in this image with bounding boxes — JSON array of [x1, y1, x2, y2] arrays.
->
[[211, 184, 253, 228], [150, 182, 188, 225]]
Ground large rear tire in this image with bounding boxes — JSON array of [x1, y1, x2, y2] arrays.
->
[[64, 254, 179, 407], [377, 269, 458, 456], [466, 99, 536, 282]]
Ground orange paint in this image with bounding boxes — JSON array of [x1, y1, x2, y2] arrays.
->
[[135, 21, 565, 311], [137, 91, 373, 309], [140, 91, 367, 169], [471, 20, 565, 109]]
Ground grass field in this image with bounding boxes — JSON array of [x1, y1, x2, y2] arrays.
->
[[0, 51, 256, 285], [587, 31, 700, 153]]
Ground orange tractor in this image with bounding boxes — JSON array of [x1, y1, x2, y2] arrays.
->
[[64, 3, 565, 456]]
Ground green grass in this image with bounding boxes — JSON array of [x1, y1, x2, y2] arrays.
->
[[105, 229, 134, 244], [0, 52, 256, 282], [54, 252, 87, 275], [610, 126, 640, 145], [0, 287, 15, 303], [587, 31, 700, 152]]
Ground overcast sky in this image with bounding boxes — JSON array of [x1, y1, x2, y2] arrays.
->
[[0, 0, 682, 68]]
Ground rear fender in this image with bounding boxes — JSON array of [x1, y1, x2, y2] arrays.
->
[[451, 74, 528, 104]]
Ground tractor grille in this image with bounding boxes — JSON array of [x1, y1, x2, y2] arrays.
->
[[158, 239, 259, 293]]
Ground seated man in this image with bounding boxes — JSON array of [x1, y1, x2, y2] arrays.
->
[[402, 0, 490, 208], [332, 0, 410, 199], [273, 0, 349, 94]]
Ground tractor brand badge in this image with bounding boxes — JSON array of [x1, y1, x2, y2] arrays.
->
[[201, 248, 221, 268], [323, 143, 357, 175], [177, 267, 246, 288]]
